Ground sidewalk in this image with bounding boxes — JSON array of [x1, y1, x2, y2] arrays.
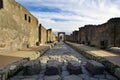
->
[[66, 42, 120, 78], [0, 44, 55, 80], [0, 45, 51, 68]]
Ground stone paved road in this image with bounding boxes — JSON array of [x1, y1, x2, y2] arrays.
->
[[11, 42, 118, 80]]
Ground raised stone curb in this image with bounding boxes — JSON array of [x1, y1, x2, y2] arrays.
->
[[67, 60, 82, 74], [85, 60, 105, 74], [114, 68, 120, 79], [66, 42, 120, 79], [0, 58, 28, 80], [45, 60, 62, 75]]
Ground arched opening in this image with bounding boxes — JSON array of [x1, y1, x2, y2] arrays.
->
[[58, 32, 65, 42]]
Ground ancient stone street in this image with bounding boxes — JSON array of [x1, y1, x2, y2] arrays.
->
[[11, 42, 118, 80]]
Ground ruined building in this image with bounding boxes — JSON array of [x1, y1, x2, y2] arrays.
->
[[0, 0, 57, 53], [66, 18, 120, 49], [0, 0, 39, 53]]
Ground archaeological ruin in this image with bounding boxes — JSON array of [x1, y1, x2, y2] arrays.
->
[[0, 0, 120, 80], [0, 0, 57, 53], [66, 18, 120, 49]]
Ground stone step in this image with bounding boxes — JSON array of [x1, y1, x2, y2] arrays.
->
[[85, 60, 105, 75], [45, 60, 62, 75], [23, 59, 41, 75], [67, 60, 82, 74]]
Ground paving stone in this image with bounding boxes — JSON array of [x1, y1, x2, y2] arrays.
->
[[67, 60, 82, 74], [44, 75, 61, 80], [94, 75, 105, 79], [45, 60, 62, 75], [114, 68, 120, 78], [63, 75, 82, 80], [61, 71, 69, 78], [99, 79, 107, 80], [79, 74, 90, 80], [90, 77, 98, 80], [23, 59, 41, 75], [21, 78, 37, 80], [106, 75, 118, 80], [38, 78, 44, 80], [85, 60, 105, 74]]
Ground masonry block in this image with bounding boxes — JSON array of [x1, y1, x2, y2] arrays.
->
[[67, 60, 82, 74], [23, 59, 41, 75], [45, 60, 62, 75], [85, 60, 105, 74]]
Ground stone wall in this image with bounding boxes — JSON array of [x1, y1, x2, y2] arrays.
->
[[47, 29, 52, 43], [65, 34, 73, 42], [72, 31, 79, 43], [0, 0, 38, 53], [66, 18, 120, 48], [79, 27, 86, 44], [39, 24, 47, 45], [52, 33, 57, 42]]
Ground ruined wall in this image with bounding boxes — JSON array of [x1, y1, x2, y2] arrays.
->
[[66, 34, 73, 42], [51, 33, 57, 42], [72, 31, 79, 43], [47, 29, 52, 43], [108, 18, 120, 47], [78, 18, 120, 48], [79, 27, 86, 44], [39, 24, 47, 45], [0, 0, 38, 53]]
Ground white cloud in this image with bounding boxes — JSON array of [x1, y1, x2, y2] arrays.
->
[[15, 0, 120, 34]]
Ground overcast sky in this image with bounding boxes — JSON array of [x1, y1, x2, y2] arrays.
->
[[16, 0, 120, 34]]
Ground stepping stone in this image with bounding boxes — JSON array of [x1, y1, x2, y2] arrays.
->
[[67, 60, 82, 74], [23, 59, 41, 75], [44, 75, 61, 80], [63, 75, 82, 80], [85, 60, 105, 74], [45, 60, 62, 75]]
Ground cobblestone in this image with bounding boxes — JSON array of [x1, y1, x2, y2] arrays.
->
[[44, 75, 61, 80], [63, 75, 82, 80], [10, 42, 118, 80]]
